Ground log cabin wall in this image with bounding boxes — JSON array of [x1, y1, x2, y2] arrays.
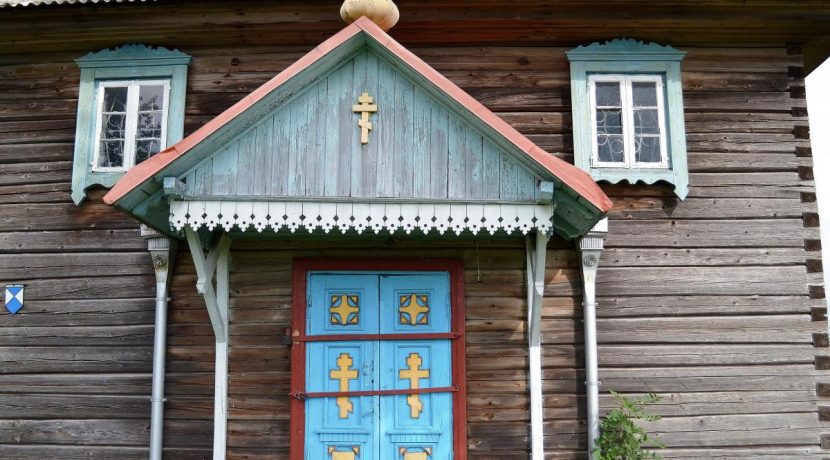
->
[[0, 1, 828, 459]]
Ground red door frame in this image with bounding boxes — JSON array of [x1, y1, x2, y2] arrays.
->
[[290, 258, 467, 460]]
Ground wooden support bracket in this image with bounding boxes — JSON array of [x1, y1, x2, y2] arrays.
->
[[185, 228, 231, 343]]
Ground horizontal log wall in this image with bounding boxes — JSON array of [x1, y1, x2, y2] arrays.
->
[[0, 196, 155, 457], [0, 1, 827, 458], [591, 46, 828, 460]]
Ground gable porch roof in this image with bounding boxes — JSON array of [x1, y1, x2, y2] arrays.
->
[[104, 16, 612, 239]]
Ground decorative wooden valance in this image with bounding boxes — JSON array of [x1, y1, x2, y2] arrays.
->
[[170, 200, 553, 235]]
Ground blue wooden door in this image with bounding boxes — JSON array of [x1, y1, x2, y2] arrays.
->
[[305, 273, 453, 460]]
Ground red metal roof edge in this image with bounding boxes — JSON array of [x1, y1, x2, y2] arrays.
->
[[104, 16, 612, 213]]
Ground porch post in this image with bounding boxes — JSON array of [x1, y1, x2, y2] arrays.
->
[[184, 229, 231, 460], [526, 230, 549, 460], [578, 218, 607, 460], [213, 242, 230, 460]]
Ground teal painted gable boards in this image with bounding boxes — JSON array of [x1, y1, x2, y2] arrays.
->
[[567, 38, 689, 199], [180, 48, 539, 203], [105, 18, 611, 240], [71, 44, 190, 204], [305, 273, 453, 460]]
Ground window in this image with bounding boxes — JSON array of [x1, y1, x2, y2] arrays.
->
[[567, 39, 689, 199], [589, 75, 667, 168], [72, 44, 190, 204], [93, 80, 170, 172]]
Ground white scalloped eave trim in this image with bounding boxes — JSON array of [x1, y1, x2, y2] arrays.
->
[[170, 201, 553, 236]]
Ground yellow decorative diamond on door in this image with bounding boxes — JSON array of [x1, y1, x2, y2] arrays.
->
[[399, 294, 429, 325], [330, 294, 360, 325]]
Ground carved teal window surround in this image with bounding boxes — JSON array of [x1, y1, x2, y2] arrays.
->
[[72, 44, 190, 204], [567, 39, 689, 199]]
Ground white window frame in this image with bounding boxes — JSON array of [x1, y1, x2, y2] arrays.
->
[[588, 74, 668, 169], [92, 79, 171, 172]]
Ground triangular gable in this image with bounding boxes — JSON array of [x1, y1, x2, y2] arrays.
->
[[105, 17, 611, 239], [178, 48, 542, 203]]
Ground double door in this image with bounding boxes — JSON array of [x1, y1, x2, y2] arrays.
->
[[304, 273, 453, 460]]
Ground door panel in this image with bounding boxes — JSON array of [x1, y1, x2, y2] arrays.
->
[[307, 274, 379, 460], [308, 274, 379, 335], [306, 341, 376, 460], [379, 340, 452, 459], [379, 274, 452, 459], [380, 274, 450, 334]]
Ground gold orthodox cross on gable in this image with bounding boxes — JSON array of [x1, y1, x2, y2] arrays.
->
[[352, 92, 377, 144], [399, 352, 430, 418], [330, 353, 359, 418]]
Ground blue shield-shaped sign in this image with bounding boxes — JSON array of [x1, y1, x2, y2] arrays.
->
[[4, 285, 24, 314]]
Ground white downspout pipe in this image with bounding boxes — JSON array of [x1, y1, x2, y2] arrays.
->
[[144, 229, 175, 460], [578, 219, 607, 460], [527, 230, 549, 460]]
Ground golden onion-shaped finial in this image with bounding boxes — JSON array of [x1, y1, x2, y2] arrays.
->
[[340, 0, 400, 31]]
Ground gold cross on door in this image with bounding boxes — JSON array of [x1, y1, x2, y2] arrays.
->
[[330, 353, 359, 418], [399, 352, 430, 418]]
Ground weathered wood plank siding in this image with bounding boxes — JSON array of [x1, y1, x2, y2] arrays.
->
[[0, 199, 156, 456], [0, 1, 826, 458], [590, 47, 826, 459]]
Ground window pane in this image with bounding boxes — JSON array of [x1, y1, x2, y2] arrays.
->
[[98, 140, 125, 168], [102, 86, 128, 112], [595, 82, 621, 107], [136, 112, 163, 139], [135, 139, 162, 164], [139, 85, 165, 111], [632, 82, 658, 107], [634, 108, 660, 135], [597, 134, 625, 163], [635, 136, 662, 163], [596, 108, 623, 135], [101, 113, 126, 140]]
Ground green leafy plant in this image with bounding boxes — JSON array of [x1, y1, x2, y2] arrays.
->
[[593, 390, 665, 460]]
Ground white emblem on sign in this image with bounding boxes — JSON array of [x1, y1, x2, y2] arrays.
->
[[4, 285, 24, 314]]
